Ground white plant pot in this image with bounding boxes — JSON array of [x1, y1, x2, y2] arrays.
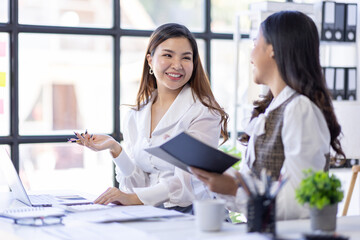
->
[[310, 203, 338, 232]]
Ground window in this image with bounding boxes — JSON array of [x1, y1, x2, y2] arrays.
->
[[0, 33, 10, 136], [19, 33, 113, 135], [120, 0, 204, 31], [1, 0, 275, 194], [0, 0, 9, 23], [18, 0, 113, 28]]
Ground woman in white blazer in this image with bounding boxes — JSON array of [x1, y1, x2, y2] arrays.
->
[[190, 11, 346, 220], [74, 23, 229, 213]]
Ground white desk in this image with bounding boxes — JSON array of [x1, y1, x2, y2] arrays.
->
[[0, 192, 359, 240]]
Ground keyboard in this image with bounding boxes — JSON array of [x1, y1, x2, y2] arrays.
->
[[1, 207, 65, 219], [64, 204, 112, 213], [29, 194, 56, 205]]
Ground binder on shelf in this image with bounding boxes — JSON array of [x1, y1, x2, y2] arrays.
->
[[324, 67, 336, 99], [346, 68, 357, 100], [334, 3, 346, 41], [334, 68, 346, 100], [321, 1, 336, 41], [345, 3, 357, 42]]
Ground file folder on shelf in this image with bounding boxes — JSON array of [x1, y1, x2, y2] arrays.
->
[[345, 3, 357, 42], [334, 68, 346, 100], [346, 68, 357, 100], [324, 67, 336, 99], [321, 1, 336, 41], [334, 2, 346, 41]]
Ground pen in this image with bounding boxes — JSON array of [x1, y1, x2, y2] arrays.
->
[[67, 138, 81, 143], [271, 177, 288, 198], [235, 172, 252, 197], [261, 169, 268, 196], [249, 172, 260, 196]]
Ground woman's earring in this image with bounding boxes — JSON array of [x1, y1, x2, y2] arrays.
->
[[149, 68, 154, 75]]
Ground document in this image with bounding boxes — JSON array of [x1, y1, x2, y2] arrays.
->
[[145, 131, 240, 174], [67, 205, 185, 223], [189, 232, 273, 240], [43, 222, 158, 240]]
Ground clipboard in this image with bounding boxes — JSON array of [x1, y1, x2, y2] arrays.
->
[[145, 132, 240, 174]]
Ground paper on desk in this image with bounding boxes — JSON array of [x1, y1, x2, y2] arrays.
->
[[43, 222, 158, 240], [67, 205, 184, 223], [189, 232, 272, 240], [0, 229, 22, 240]]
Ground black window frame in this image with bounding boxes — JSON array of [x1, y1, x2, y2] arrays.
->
[[0, 0, 233, 186]]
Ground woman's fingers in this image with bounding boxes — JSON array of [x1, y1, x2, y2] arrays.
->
[[94, 187, 124, 205], [190, 167, 215, 185], [94, 187, 113, 204], [72, 130, 95, 149], [191, 167, 215, 180]]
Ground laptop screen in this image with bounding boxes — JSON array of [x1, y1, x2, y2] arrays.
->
[[0, 147, 32, 206]]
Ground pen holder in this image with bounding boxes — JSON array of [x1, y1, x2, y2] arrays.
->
[[247, 195, 276, 236]]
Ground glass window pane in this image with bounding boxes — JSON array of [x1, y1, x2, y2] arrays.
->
[[19, 143, 113, 195], [0, 0, 9, 23], [211, 0, 250, 33], [211, 39, 253, 134], [120, 37, 148, 113], [196, 39, 206, 70], [19, 33, 113, 135], [120, 0, 204, 31], [0, 33, 10, 136], [0, 145, 10, 192], [19, 0, 113, 28]]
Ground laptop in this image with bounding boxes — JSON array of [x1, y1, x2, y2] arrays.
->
[[0, 147, 93, 207]]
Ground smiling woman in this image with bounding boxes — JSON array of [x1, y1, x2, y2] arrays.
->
[[147, 37, 194, 97], [73, 23, 229, 213]]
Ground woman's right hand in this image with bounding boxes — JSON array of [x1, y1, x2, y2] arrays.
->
[[74, 131, 122, 158]]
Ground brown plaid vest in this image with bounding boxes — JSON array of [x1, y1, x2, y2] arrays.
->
[[249, 93, 330, 180]]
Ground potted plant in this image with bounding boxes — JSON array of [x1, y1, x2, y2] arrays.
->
[[295, 169, 344, 232]]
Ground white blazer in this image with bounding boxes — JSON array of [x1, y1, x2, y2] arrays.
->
[[113, 84, 222, 207]]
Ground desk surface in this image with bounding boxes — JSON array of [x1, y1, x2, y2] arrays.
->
[[0, 192, 359, 240]]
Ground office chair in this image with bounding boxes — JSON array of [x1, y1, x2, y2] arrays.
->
[[342, 165, 360, 216]]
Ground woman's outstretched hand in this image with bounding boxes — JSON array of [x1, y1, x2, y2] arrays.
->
[[190, 167, 238, 196], [72, 131, 122, 158], [94, 187, 143, 206]]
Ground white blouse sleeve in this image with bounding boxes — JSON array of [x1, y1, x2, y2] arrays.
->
[[113, 106, 222, 207], [164, 108, 222, 206], [275, 96, 330, 220], [112, 110, 150, 193]]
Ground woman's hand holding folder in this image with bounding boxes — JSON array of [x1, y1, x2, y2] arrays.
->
[[190, 167, 238, 196]]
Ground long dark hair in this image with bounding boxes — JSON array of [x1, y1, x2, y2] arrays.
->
[[241, 11, 345, 159], [135, 23, 228, 142]]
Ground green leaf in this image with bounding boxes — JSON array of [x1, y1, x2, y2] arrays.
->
[[295, 169, 343, 210]]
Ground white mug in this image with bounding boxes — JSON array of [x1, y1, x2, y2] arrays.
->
[[194, 199, 227, 232]]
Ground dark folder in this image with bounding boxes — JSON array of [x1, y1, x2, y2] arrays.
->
[[346, 68, 357, 100], [334, 68, 346, 100], [145, 132, 240, 174], [334, 2, 346, 41], [324, 67, 336, 99], [321, 1, 336, 41], [345, 3, 357, 42]]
